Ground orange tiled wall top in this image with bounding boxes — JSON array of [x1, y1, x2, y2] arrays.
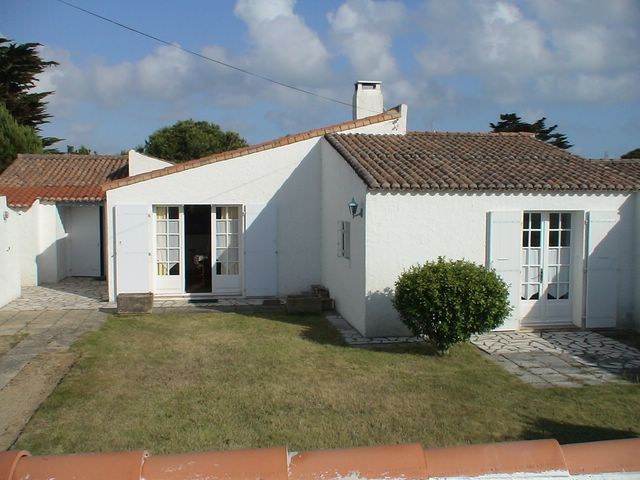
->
[[1, 437, 639, 480]]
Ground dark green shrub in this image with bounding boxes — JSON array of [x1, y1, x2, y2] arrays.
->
[[393, 257, 511, 354]]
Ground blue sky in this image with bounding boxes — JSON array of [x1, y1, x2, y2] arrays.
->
[[4, 0, 639, 158]]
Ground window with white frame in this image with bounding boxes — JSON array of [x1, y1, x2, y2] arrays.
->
[[337, 220, 350, 259]]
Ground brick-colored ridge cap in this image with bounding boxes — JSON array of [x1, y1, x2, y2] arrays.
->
[[104, 107, 402, 191], [2, 438, 640, 479]]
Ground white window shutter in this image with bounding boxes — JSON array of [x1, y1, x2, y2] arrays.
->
[[115, 205, 152, 294], [487, 211, 521, 330], [585, 211, 619, 328], [244, 203, 278, 297]]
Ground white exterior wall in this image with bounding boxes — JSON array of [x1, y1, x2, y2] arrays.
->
[[364, 191, 635, 336], [106, 117, 403, 301], [320, 139, 368, 333], [36, 202, 70, 284], [0, 196, 21, 306], [128, 150, 172, 176], [12, 201, 75, 286], [635, 192, 640, 332]]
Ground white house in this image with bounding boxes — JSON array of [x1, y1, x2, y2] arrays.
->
[[2, 81, 639, 336], [102, 81, 640, 336]]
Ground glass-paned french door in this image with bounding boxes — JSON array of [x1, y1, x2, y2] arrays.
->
[[521, 212, 572, 325], [214, 206, 242, 294], [153, 205, 243, 295], [154, 206, 184, 293], [156, 206, 181, 275]]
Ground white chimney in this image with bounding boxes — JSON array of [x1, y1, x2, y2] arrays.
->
[[353, 80, 383, 120]]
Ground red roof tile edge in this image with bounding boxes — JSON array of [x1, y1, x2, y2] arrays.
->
[[103, 107, 402, 191], [2, 438, 639, 479]]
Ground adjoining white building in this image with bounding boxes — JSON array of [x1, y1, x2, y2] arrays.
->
[[2, 81, 639, 335]]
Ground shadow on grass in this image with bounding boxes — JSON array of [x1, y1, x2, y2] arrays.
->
[[520, 418, 638, 444], [152, 306, 443, 355]]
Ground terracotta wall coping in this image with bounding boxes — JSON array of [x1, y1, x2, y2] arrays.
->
[[1, 438, 639, 480], [562, 437, 640, 474]]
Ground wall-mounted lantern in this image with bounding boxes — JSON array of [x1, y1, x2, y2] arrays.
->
[[2, 211, 8, 222], [348, 197, 363, 218]]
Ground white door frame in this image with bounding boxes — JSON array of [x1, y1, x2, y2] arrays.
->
[[211, 205, 243, 295], [153, 205, 185, 294], [520, 211, 573, 327]]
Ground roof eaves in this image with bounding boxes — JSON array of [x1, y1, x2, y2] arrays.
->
[[104, 108, 402, 191]]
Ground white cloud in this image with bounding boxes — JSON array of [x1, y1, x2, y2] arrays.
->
[[234, 0, 333, 86], [327, 0, 407, 80], [416, 0, 640, 103]]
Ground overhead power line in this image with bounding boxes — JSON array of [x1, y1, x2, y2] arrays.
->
[[54, 0, 357, 110]]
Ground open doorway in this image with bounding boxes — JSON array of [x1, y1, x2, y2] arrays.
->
[[184, 205, 212, 293]]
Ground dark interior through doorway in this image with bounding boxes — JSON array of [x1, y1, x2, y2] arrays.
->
[[184, 205, 212, 293]]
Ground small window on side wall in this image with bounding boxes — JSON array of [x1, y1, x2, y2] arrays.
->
[[338, 221, 350, 259]]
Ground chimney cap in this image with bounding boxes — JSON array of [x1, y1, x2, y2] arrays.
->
[[355, 80, 382, 86]]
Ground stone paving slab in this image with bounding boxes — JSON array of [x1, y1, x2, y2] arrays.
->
[[325, 313, 424, 346], [472, 331, 640, 388], [0, 310, 109, 390], [0, 277, 110, 311]]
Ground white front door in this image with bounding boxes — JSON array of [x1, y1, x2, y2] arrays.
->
[[213, 206, 241, 295], [154, 206, 184, 294], [520, 212, 572, 326]]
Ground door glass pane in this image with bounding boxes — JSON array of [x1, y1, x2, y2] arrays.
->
[[157, 236, 167, 248], [529, 285, 539, 300], [559, 284, 569, 299], [531, 213, 541, 229], [549, 231, 559, 247], [547, 284, 557, 300], [168, 235, 179, 247], [561, 213, 571, 228], [561, 231, 570, 246], [550, 213, 559, 229], [156, 207, 167, 219], [168, 207, 179, 219], [216, 222, 227, 234], [156, 222, 167, 233], [531, 231, 540, 247], [228, 262, 239, 275]]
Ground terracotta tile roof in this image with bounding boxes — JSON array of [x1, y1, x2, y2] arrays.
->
[[0, 154, 128, 207], [603, 158, 640, 184], [326, 132, 640, 192], [105, 107, 402, 191], [2, 438, 639, 479]]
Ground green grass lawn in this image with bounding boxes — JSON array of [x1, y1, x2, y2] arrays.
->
[[15, 312, 640, 455]]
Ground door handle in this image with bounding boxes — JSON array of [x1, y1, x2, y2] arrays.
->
[[539, 268, 543, 283]]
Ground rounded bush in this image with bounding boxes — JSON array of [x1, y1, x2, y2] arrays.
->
[[392, 257, 511, 354]]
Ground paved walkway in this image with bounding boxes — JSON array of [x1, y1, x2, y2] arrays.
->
[[472, 331, 640, 388], [0, 309, 108, 390], [326, 313, 425, 346], [326, 314, 640, 388], [0, 277, 111, 311]]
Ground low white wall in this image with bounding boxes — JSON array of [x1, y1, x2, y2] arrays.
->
[[36, 202, 70, 283], [320, 139, 368, 334], [15, 201, 70, 285], [365, 191, 635, 336], [0, 196, 21, 306]]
